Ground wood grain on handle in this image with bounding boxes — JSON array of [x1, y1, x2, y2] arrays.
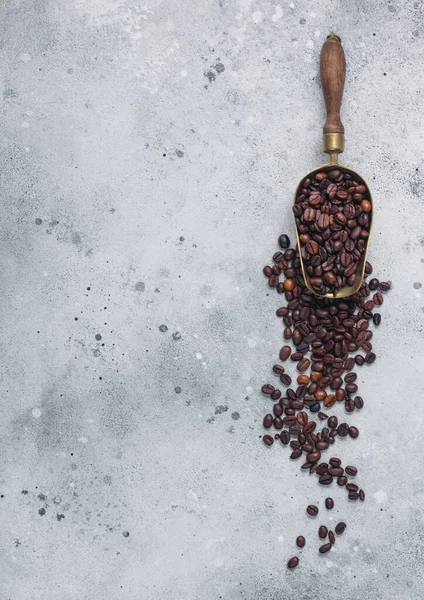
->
[[320, 33, 346, 135]]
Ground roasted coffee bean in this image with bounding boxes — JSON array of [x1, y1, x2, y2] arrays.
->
[[373, 313, 381, 326], [273, 364, 285, 375], [365, 352, 376, 364], [337, 476, 348, 486], [306, 505, 319, 516], [290, 449, 302, 459], [279, 346, 291, 361], [319, 543, 332, 554], [353, 395, 364, 411], [379, 281, 390, 292], [348, 491, 359, 500], [329, 457, 341, 467], [287, 556, 299, 569], [307, 451, 321, 463], [280, 374, 292, 386], [325, 497, 334, 510], [296, 536, 306, 548], [273, 417, 283, 429], [359, 489, 365, 501], [348, 426, 359, 438], [280, 430, 290, 445], [297, 358, 310, 372], [345, 399, 355, 413], [263, 435, 274, 446], [335, 522, 346, 535], [318, 411, 328, 420], [373, 292, 383, 305], [337, 423, 349, 437], [263, 414, 273, 428], [278, 234, 291, 249], [328, 467, 344, 477], [328, 530, 335, 545], [297, 412, 308, 426], [327, 416, 338, 429], [345, 465, 357, 477], [318, 525, 328, 538], [271, 389, 282, 400], [263, 266, 273, 277], [261, 384, 275, 395], [346, 483, 358, 492], [355, 354, 365, 366], [319, 473, 333, 485], [344, 372, 357, 383], [273, 404, 283, 417]]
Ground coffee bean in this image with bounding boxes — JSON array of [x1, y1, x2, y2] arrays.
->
[[296, 536, 305, 548], [348, 426, 359, 438], [263, 266, 273, 277], [327, 416, 338, 429], [355, 355, 365, 366], [280, 430, 290, 445], [359, 489, 365, 501], [373, 313, 381, 326], [345, 465, 357, 476], [278, 234, 290, 249], [335, 522, 346, 535], [306, 505, 319, 516], [348, 491, 359, 500], [346, 483, 358, 492], [354, 396, 364, 409], [328, 467, 343, 477], [263, 414, 273, 428], [319, 473, 333, 485], [290, 449, 302, 459], [287, 556, 299, 569], [318, 525, 328, 538], [279, 346, 291, 361], [329, 458, 341, 467], [325, 497, 334, 509], [273, 364, 285, 375], [280, 374, 292, 386], [337, 423, 349, 437], [379, 281, 390, 292], [261, 384, 275, 395], [271, 389, 281, 400], [365, 352, 376, 364], [263, 435, 274, 446], [373, 292, 383, 305], [297, 358, 310, 372], [328, 530, 335, 545], [318, 411, 328, 420], [307, 451, 321, 463], [337, 476, 348, 486], [319, 543, 332, 554]]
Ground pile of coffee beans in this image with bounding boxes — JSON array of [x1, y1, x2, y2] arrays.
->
[[262, 231, 390, 568], [293, 167, 372, 295]]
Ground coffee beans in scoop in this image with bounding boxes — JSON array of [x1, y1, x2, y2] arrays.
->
[[293, 168, 372, 296], [261, 231, 390, 568]]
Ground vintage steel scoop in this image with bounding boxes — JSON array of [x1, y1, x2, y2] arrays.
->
[[294, 33, 372, 299]]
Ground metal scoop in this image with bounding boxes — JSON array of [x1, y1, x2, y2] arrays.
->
[[294, 33, 372, 299]]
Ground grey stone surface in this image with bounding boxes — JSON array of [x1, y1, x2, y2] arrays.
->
[[0, 1, 423, 598]]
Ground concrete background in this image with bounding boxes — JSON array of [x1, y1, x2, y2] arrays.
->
[[0, 1, 423, 598]]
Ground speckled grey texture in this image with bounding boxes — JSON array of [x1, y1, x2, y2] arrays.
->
[[0, 1, 423, 598]]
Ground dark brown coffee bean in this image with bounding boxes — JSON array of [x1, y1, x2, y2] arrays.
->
[[328, 530, 335, 545], [280, 431, 290, 445], [329, 457, 341, 467], [290, 449, 302, 459], [307, 451, 321, 463], [359, 489, 365, 501], [369, 278, 379, 290], [348, 426, 359, 438], [345, 399, 355, 413], [318, 411, 328, 420], [319, 473, 333, 485], [319, 543, 332, 554], [373, 313, 381, 326], [327, 416, 338, 429], [279, 346, 291, 361], [273, 417, 283, 429], [345, 465, 357, 476], [346, 383, 358, 393], [348, 491, 359, 500], [287, 556, 299, 569], [355, 355, 365, 366], [318, 525, 328, 538], [297, 411, 308, 426], [273, 404, 283, 417], [316, 462, 328, 476], [303, 421, 316, 435], [379, 281, 390, 292], [328, 467, 343, 477], [263, 435, 274, 446], [325, 497, 334, 509], [354, 396, 364, 409], [271, 389, 281, 400], [296, 536, 305, 548], [278, 234, 290, 249], [306, 505, 319, 516], [344, 372, 357, 383], [346, 483, 359, 492], [280, 374, 292, 386], [365, 352, 376, 364], [291, 351, 304, 361], [335, 522, 346, 535], [297, 358, 310, 372], [263, 266, 273, 277], [373, 292, 383, 305], [337, 423, 349, 437], [337, 476, 347, 486], [263, 414, 273, 428], [261, 384, 275, 395], [273, 364, 285, 375]]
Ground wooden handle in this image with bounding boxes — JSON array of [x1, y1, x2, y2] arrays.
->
[[320, 33, 346, 135]]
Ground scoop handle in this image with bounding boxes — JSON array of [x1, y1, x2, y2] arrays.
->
[[320, 33, 345, 154]]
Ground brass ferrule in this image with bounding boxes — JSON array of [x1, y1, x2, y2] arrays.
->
[[323, 132, 344, 154]]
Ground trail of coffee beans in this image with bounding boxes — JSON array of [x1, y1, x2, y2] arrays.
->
[[262, 230, 390, 569]]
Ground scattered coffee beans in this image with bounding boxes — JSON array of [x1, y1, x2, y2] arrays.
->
[[263, 231, 389, 569]]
